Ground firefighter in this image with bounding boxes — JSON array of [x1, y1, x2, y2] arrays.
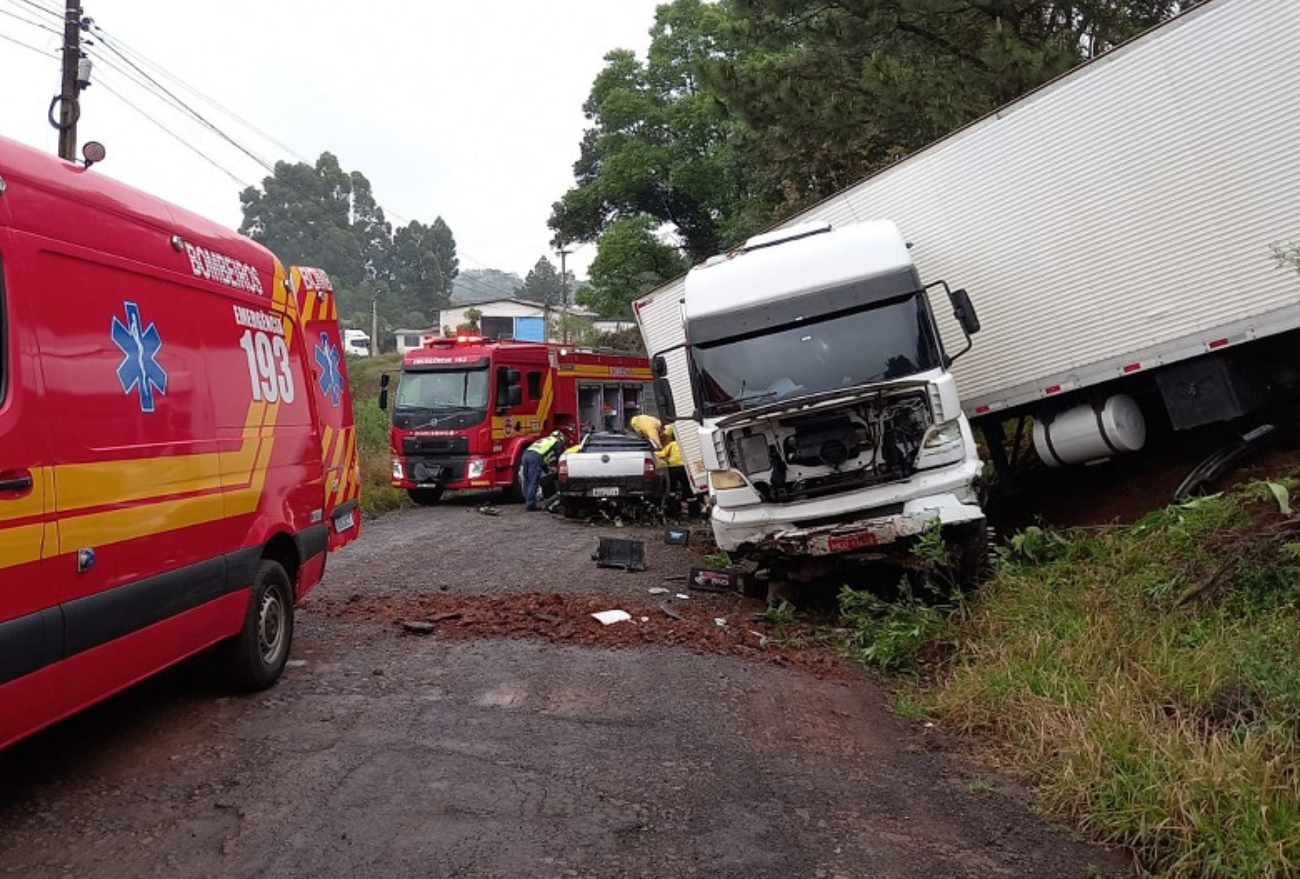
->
[[522, 430, 566, 511], [655, 424, 697, 514], [629, 413, 664, 449]]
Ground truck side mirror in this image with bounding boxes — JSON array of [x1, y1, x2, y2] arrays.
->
[[378, 373, 390, 411], [651, 355, 668, 378], [949, 288, 981, 336], [654, 377, 677, 422]]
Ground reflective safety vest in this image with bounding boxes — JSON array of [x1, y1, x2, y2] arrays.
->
[[528, 434, 563, 463]]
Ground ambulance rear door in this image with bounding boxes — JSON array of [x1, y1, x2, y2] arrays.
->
[[291, 266, 360, 550]]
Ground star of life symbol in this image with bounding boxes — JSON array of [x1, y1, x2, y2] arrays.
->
[[315, 332, 344, 407], [111, 301, 168, 413]]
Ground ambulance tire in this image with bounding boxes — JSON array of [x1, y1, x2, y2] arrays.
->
[[219, 560, 294, 692], [408, 487, 444, 505]]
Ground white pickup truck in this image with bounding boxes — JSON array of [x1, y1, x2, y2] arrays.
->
[[557, 432, 668, 519]]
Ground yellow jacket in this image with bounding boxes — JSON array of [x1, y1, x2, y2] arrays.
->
[[655, 440, 682, 466], [629, 414, 663, 448]]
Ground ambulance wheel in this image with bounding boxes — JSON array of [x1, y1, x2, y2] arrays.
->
[[219, 560, 294, 691], [408, 487, 444, 505]]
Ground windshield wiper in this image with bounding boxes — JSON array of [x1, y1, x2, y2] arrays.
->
[[733, 390, 778, 407]]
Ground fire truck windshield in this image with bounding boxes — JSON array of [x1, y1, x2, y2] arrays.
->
[[394, 367, 490, 424], [691, 292, 942, 416]]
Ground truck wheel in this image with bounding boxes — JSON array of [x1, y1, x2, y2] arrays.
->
[[945, 521, 991, 590], [408, 487, 444, 505], [562, 497, 584, 519], [218, 560, 294, 691], [502, 460, 525, 503]]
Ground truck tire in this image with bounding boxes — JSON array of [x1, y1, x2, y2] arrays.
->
[[502, 459, 525, 503], [562, 497, 585, 519], [945, 521, 991, 590], [218, 560, 294, 691], [408, 487, 444, 505]]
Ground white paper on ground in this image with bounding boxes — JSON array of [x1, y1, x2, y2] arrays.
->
[[591, 609, 632, 625]]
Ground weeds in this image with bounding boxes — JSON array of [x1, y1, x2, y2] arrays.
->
[[920, 488, 1300, 878]]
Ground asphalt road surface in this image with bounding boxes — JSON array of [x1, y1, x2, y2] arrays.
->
[[0, 497, 1126, 878]]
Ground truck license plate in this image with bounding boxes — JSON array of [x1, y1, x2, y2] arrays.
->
[[335, 511, 355, 532], [591, 486, 621, 497], [826, 530, 878, 553]]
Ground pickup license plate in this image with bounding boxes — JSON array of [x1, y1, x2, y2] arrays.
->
[[591, 486, 621, 498], [335, 510, 355, 532], [826, 530, 878, 553]]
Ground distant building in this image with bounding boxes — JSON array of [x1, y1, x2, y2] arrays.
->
[[439, 299, 598, 342], [392, 326, 440, 355]]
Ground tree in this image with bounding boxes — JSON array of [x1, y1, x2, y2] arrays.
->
[[383, 218, 458, 319], [578, 216, 687, 318], [240, 152, 387, 289], [519, 257, 567, 308], [706, 0, 1195, 204], [548, 0, 772, 263], [239, 151, 460, 342]]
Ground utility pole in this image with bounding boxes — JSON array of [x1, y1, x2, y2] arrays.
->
[[55, 0, 85, 161], [556, 245, 572, 344], [370, 296, 379, 355]]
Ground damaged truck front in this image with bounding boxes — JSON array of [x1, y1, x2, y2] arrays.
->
[[649, 220, 987, 582]]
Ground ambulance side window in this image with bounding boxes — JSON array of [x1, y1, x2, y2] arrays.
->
[[527, 371, 542, 400]]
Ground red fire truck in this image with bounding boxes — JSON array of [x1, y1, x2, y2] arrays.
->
[[0, 135, 360, 750], [382, 336, 653, 503]]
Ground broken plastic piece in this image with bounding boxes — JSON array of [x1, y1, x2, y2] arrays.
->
[[593, 537, 646, 571]]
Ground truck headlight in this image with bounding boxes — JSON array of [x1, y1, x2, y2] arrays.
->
[[467, 459, 487, 479], [916, 420, 966, 469], [392, 459, 405, 479], [709, 470, 747, 490]]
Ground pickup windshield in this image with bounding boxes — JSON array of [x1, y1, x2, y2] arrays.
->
[[395, 368, 490, 421], [692, 293, 942, 416]]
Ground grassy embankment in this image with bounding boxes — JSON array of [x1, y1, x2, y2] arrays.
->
[[840, 482, 1300, 878], [344, 353, 409, 514]]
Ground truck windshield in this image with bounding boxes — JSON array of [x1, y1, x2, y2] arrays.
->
[[691, 293, 942, 416], [395, 368, 490, 414]]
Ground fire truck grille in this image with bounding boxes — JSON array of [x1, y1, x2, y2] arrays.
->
[[402, 436, 470, 456]]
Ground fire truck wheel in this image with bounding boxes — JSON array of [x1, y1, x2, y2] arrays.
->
[[502, 460, 525, 503], [408, 487, 445, 505], [218, 560, 294, 692]]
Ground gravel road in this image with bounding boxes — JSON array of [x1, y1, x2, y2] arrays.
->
[[0, 495, 1127, 878]]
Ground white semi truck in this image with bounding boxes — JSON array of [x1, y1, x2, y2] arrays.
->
[[635, 0, 1300, 569]]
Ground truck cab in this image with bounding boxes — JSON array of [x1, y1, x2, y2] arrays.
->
[[660, 221, 986, 574]]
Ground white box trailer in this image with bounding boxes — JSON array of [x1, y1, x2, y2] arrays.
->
[[639, 0, 1300, 475]]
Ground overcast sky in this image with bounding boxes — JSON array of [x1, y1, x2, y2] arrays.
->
[[0, 0, 664, 280]]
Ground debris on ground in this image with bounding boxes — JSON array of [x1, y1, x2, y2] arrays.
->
[[648, 587, 670, 595], [475, 504, 501, 517], [592, 609, 633, 626], [400, 620, 436, 635], [592, 536, 647, 571], [330, 592, 848, 676]]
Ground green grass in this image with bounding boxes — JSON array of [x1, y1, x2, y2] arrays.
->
[[345, 353, 409, 514], [840, 486, 1300, 878]]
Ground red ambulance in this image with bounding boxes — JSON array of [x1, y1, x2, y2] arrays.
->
[[0, 135, 361, 750]]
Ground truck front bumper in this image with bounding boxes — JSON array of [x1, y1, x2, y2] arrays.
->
[[710, 459, 983, 556]]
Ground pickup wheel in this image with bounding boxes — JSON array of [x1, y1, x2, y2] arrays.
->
[[218, 560, 294, 691], [562, 497, 585, 519], [408, 487, 444, 505]]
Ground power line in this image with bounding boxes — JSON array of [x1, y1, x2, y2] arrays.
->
[[0, 2, 61, 34], [94, 69, 252, 188], [3, 0, 59, 19], [0, 28, 51, 55], [89, 29, 277, 174], [88, 21, 311, 166]]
